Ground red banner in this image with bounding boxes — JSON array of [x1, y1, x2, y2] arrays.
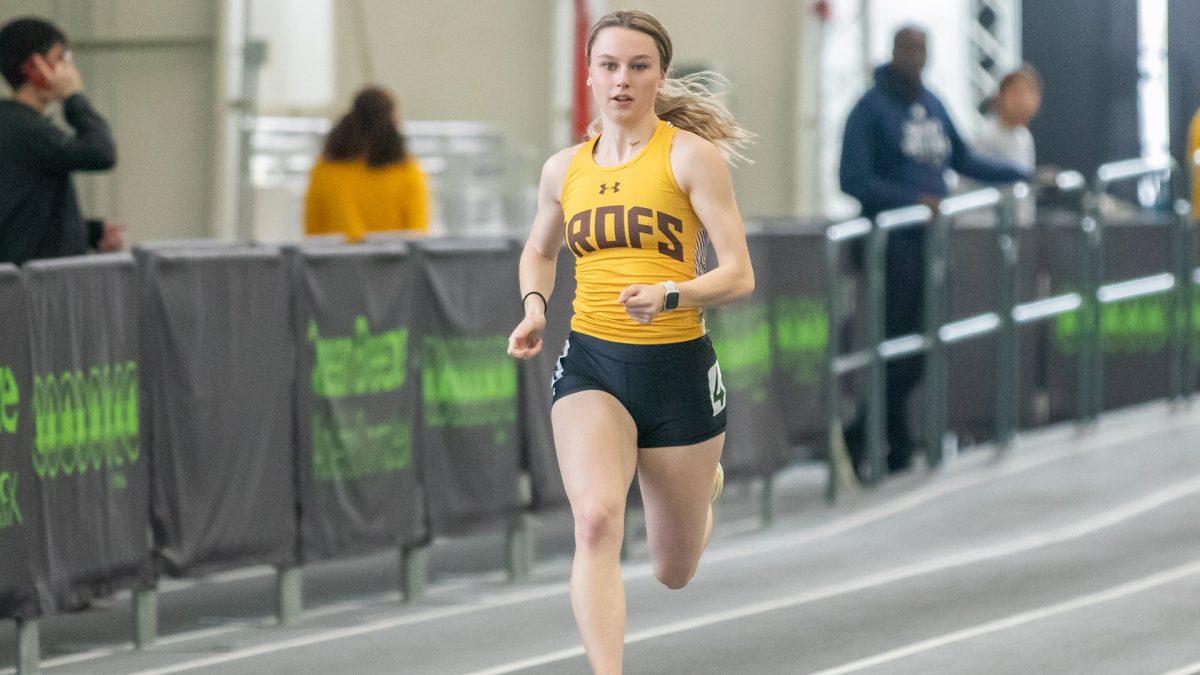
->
[[573, 0, 591, 140]]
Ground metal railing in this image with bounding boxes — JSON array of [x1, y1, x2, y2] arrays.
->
[[824, 217, 877, 499], [825, 161, 1195, 498], [1077, 157, 1195, 423]]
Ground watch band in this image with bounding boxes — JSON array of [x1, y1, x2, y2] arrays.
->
[[661, 280, 680, 311]]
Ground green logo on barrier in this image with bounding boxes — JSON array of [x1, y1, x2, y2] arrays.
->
[[1052, 293, 1200, 356], [312, 411, 412, 481], [309, 316, 413, 481], [0, 471, 20, 530], [423, 335, 517, 431], [710, 303, 772, 402], [773, 296, 827, 385], [309, 317, 407, 398], [0, 365, 17, 435], [31, 361, 139, 489]]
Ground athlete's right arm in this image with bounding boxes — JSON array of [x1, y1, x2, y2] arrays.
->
[[508, 147, 575, 360]]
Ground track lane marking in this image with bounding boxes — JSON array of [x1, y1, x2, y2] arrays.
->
[[813, 558, 1200, 674], [469, 474, 1200, 674], [5, 410, 1193, 675]]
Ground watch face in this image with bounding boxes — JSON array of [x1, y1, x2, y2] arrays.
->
[[665, 291, 680, 311]]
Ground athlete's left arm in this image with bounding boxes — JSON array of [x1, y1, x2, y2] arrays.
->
[[620, 133, 755, 322], [675, 134, 756, 307]]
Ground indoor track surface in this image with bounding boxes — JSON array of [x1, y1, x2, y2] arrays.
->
[[3, 402, 1199, 674]]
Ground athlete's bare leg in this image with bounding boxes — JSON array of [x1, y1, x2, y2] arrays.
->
[[552, 390, 640, 675], [636, 433, 724, 589]]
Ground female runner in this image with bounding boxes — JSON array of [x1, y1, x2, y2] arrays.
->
[[507, 10, 755, 673]]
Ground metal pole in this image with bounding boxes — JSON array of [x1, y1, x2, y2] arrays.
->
[[865, 223, 887, 481], [1169, 166, 1194, 404], [275, 565, 302, 626], [1078, 192, 1102, 427], [400, 544, 429, 603], [995, 190, 1021, 451], [1089, 197, 1107, 423], [923, 211, 948, 469], [1179, 197, 1198, 401], [16, 618, 39, 674], [505, 514, 534, 582], [133, 586, 158, 650], [823, 227, 864, 500], [760, 473, 775, 527], [1169, 197, 1186, 403], [824, 232, 843, 502]]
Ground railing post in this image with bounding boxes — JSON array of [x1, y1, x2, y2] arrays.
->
[[505, 514, 534, 582], [923, 210, 948, 469], [133, 585, 158, 650], [16, 618, 39, 675], [760, 472, 775, 527], [400, 543, 429, 603], [823, 223, 865, 500], [1171, 196, 1194, 404], [1191, 152, 1200, 401], [620, 504, 635, 561], [1078, 190, 1103, 428], [1181, 197, 1198, 401], [275, 565, 302, 626], [823, 230, 844, 502], [995, 188, 1022, 452], [864, 222, 887, 482]]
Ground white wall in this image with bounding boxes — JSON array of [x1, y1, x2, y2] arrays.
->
[[328, 0, 802, 218], [3, 1, 820, 242], [620, 0, 801, 216], [333, 0, 556, 186], [251, 0, 334, 113]]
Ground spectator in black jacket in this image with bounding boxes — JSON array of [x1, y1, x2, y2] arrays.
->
[[838, 26, 1029, 477], [0, 17, 122, 266]]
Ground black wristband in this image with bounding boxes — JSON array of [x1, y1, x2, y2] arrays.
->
[[522, 291, 548, 315]]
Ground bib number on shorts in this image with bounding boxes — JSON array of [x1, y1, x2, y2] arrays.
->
[[708, 361, 726, 416]]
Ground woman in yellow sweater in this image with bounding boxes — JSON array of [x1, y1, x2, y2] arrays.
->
[[304, 86, 429, 241]]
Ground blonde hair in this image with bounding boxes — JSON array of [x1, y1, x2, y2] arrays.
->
[[585, 10, 754, 164]]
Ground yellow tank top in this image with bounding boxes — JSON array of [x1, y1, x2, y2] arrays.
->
[[561, 120, 708, 344]]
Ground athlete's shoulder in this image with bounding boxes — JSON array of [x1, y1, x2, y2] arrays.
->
[[669, 127, 722, 161], [543, 142, 587, 180], [540, 142, 588, 201], [668, 127, 727, 191]]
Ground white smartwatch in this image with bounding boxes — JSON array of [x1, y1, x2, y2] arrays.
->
[[660, 280, 681, 312]]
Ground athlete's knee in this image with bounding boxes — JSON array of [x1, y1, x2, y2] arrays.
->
[[653, 559, 697, 590], [573, 501, 625, 551]]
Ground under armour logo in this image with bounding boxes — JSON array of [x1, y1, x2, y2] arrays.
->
[[599, 182, 621, 195]]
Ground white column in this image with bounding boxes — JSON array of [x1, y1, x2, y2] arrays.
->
[[794, 2, 824, 216], [552, 0, 573, 149], [212, 0, 247, 240]]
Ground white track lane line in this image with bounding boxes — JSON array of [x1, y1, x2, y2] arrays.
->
[[6, 411, 1192, 675], [127, 583, 574, 675], [1162, 660, 1200, 675], [469, 473, 1200, 675], [140, 471, 1200, 675], [5, 590, 434, 673], [812, 557, 1200, 675], [701, 412, 1197, 566]]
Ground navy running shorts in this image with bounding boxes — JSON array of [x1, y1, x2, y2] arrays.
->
[[550, 330, 727, 448]]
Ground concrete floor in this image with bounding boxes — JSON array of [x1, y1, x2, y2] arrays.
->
[[3, 402, 1200, 674]]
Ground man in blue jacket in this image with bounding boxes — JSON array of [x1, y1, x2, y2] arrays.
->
[[839, 26, 1029, 476]]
